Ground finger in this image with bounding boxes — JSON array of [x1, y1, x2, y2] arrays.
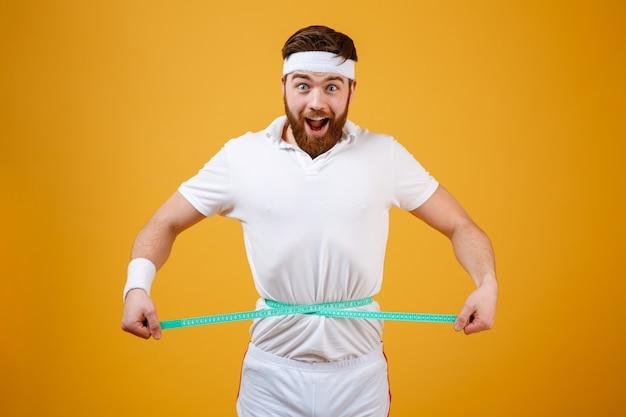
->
[[135, 319, 152, 339], [464, 317, 484, 335], [145, 309, 162, 340], [454, 304, 474, 331], [464, 315, 494, 335], [121, 317, 151, 339]]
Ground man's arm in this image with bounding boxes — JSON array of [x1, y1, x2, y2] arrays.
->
[[121, 190, 206, 340], [130, 190, 206, 268], [410, 184, 498, 335]]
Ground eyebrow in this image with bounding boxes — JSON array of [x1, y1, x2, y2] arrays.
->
[[291, 73, 345, 85]]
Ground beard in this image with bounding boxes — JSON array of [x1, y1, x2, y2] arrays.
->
[[283, 91, 351, 160]]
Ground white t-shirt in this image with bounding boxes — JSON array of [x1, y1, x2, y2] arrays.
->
[[177, 115, 439, 362]]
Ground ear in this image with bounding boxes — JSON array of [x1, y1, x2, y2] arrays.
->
[[350, 79, 357, 97]]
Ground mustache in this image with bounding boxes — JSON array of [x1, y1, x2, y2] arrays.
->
[[299, 111, 334, 121]]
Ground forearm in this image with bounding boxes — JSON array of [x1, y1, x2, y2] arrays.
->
[[450, 222, 497, 288], [130, 218, 178, 270]]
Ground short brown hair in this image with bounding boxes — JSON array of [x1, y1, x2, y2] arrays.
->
[[281, 25, 358, 64]]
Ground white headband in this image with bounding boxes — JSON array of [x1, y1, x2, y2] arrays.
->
[[282, 51, 355, 80]]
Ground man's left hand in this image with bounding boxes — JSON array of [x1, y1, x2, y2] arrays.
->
[[454, 279, 498, 335]]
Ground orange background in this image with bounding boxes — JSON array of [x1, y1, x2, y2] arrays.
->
[[2, 1, 625, 416]]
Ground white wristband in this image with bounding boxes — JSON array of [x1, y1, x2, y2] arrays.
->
[[123, 257, 157, 302]]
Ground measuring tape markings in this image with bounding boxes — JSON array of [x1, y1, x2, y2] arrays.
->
[[159, 296, 457, 330]]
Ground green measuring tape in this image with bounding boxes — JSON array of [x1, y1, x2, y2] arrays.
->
[[160, 296, 457, 330]]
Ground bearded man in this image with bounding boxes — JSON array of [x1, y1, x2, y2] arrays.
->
[[121, 25, 498, 417]]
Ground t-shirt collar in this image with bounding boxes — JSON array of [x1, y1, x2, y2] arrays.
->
[[263, 115, 360, 149]]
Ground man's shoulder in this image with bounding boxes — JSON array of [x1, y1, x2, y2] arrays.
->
[[353, 125, 396, 149], [230, 115, 286, 143], [359, 128, 394, 141], [223, 126, 271, 149]]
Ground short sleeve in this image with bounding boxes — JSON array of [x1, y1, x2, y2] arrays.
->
[[177, 141, 234, 217], [391, 139, 439, 211]]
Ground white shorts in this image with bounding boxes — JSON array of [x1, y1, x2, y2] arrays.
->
[[236, 341, 391, 417]]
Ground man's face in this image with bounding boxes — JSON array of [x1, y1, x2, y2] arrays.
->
[[282, 70, 356, 159]]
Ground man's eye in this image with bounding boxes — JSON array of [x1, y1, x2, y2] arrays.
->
[[327, 84, 338, 92], [297, 83, 309, 90]]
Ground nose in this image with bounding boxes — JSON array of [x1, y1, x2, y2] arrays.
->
[[307, 88, 327, 113]]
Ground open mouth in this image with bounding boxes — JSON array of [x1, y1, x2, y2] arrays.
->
[[305, 117, 330, 132]]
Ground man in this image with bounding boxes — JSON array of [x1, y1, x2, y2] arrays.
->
[[121, 25, 498, 417]]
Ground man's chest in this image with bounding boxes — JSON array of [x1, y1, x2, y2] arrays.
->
[[232, 153, 390, 222]]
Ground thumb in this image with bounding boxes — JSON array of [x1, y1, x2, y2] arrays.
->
[[454, 304, 473, 331], [145, 309, 162, 340]]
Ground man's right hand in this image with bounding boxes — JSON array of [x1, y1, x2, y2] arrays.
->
[[121, 288, 162, 340]]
